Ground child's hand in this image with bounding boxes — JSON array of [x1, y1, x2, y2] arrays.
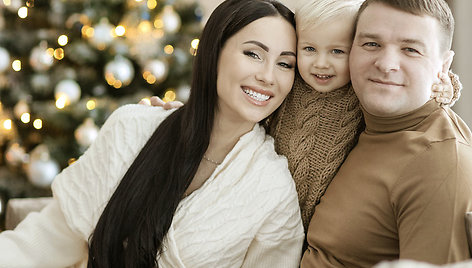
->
[[139, 96, 184, 110], [431, 71, 462, 107]]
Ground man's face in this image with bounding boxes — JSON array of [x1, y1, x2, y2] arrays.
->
[[349, 2, 453, 117]]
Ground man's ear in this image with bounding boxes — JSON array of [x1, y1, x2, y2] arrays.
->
[[442, 50, 454, 73]]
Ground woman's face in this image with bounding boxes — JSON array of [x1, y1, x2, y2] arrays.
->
[[216, 16, 296, 127]]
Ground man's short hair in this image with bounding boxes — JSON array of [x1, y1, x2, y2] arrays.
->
[[355, 0, 455, 51]]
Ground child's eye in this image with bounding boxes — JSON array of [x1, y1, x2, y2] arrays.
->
[[332, 49, 345, 54], [303, 47, 315, 52], [243, 50, 261, 59]]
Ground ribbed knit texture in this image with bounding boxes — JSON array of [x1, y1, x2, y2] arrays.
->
[[269, 75, 364, 230], [48, 105, 304, 267]]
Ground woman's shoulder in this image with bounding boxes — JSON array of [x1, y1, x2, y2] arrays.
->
[[105, 104, 175, 127]]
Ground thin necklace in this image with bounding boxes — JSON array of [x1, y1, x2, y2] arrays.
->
[[203, 154, 222, 165]]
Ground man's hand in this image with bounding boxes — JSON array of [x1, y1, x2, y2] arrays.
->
[[139, 96, 184, 110]]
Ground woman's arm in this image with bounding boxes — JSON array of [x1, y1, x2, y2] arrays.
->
[[0, 200, 87, 268]]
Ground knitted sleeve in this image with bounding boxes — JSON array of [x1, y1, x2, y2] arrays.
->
[[51, 105, 173, 239], [269, 76, 364, 230], [241, 154, 304, 268]]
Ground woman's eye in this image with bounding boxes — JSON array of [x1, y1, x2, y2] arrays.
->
[[243, 50, 260, 59], [278, 62, 294, 69]]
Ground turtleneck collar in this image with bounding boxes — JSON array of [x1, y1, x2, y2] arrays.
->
[[362, 99, 441, 134]]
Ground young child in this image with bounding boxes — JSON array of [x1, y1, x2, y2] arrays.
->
[[268, 0, 459, 231]]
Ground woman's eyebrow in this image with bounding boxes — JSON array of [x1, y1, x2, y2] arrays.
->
[[243, 40, 296, 57]]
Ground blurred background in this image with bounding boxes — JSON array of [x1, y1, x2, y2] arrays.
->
[[0, 0, 469, 226]]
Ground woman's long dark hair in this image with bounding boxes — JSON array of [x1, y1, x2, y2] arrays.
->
[[87, 0, 295, 267]]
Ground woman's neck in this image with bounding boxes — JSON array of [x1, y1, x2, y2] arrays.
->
[[205, 112, 256, 163]]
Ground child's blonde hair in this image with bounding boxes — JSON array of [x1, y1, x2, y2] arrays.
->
[[295, 0, 365, 32]]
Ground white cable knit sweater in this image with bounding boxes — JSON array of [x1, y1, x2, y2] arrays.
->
[[0, 105, 304, 268]]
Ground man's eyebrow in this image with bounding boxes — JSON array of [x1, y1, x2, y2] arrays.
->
[[357, 33, 427, 49], [243, 40, 296, 57]]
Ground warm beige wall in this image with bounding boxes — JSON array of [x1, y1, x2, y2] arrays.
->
[[197, 0, 471, 126]]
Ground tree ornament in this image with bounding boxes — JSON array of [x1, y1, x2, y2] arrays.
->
[[74, 118, 99, 147], [29, 41, 54, 72], [26, 144, 60, 188], [0, 47, 10, 72], [143, 58, 168, 84], [4, 0, 22, 12], [89, 18, 114, 49], [54, 79, 81, 105], [104, 55, 135, 88], [159, 5, 181, 34], [31, 74, 52, 94]]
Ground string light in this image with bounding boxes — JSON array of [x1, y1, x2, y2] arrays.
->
[[55, 95, 68, 109], [164, 45, 174, 55], [54, 48, 64, 60], [3, 119, 12, 130], [20, 113, 31, 123], [33, 119, 42, 129], [58, 35, 68, 46], [163, 90, 176, 102], [12, 60, 21, 71], [190, 39, 199, 55], [3, 0, 11, 6], [18, 7, 28, 19], [86, 99, 96, 110], [115, 25, 126, 36], [140, 97, 151, 105], [147, 0, 157, 9]]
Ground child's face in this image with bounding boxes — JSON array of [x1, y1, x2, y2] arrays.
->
[[297, 16, 355, 92]]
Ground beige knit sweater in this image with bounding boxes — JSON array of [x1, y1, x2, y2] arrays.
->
[[268, 75, 364, 230]]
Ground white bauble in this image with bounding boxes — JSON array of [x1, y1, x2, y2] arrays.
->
[[4, 0, 22, 12], [54, 79, 81, 104], [0, 47, 10, 72], [74, 118, 99, 147], [143, 59, 168, 83], [30, 42, 54, 72], [26, 145, 60, 188], [90, 18, 114, 48], [31, 73, 52, 93], [104, 56, 134, 87], [160, 6, 181, 34]]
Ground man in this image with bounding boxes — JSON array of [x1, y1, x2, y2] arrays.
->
[[301, 0, 472, 267]]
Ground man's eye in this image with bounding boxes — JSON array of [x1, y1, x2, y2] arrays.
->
[[404, 47, 420, 54]]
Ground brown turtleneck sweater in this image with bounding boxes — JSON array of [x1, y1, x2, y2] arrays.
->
[[268, 75, 364, 230], [301, 100, 472, 267]]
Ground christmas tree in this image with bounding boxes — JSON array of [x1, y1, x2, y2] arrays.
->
[[0, 0, 203, 225]]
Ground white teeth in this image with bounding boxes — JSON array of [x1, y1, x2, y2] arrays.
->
[[315, 74, 333, 79], [243, 88, 270, 102]]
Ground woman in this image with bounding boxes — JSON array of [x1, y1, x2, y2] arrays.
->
[[0, 0, 304, 267]]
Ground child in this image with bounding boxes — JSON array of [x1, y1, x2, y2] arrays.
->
[[268, 0, 459, 230]]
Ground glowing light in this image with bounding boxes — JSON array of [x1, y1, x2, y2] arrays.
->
[[54, 48, 65, 60], [163, 90, 176, 102], [146, 75, 157, 84], [164, 45, 174, 55], [113, 80, 122, 89], [68, 158, 77, 165], [20, 113, 31, 123], [138, 21, 152, 33], [55, 95, 69, 109], [3, 0, 11, 6], [46, 48, 55, 56], [12, 60, 21, 71], [147, 0, 157, 9], [154, 18, 163, 29], [33, 119, 43, 129], [82, 26, 94, 38], [191, 39, 200, 49], [115, 25, 126, 36], [18, 7, 28, 19], [86, 99, 96, 110], [58, 35, 68, 46], [3, 119, 12, 130]]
